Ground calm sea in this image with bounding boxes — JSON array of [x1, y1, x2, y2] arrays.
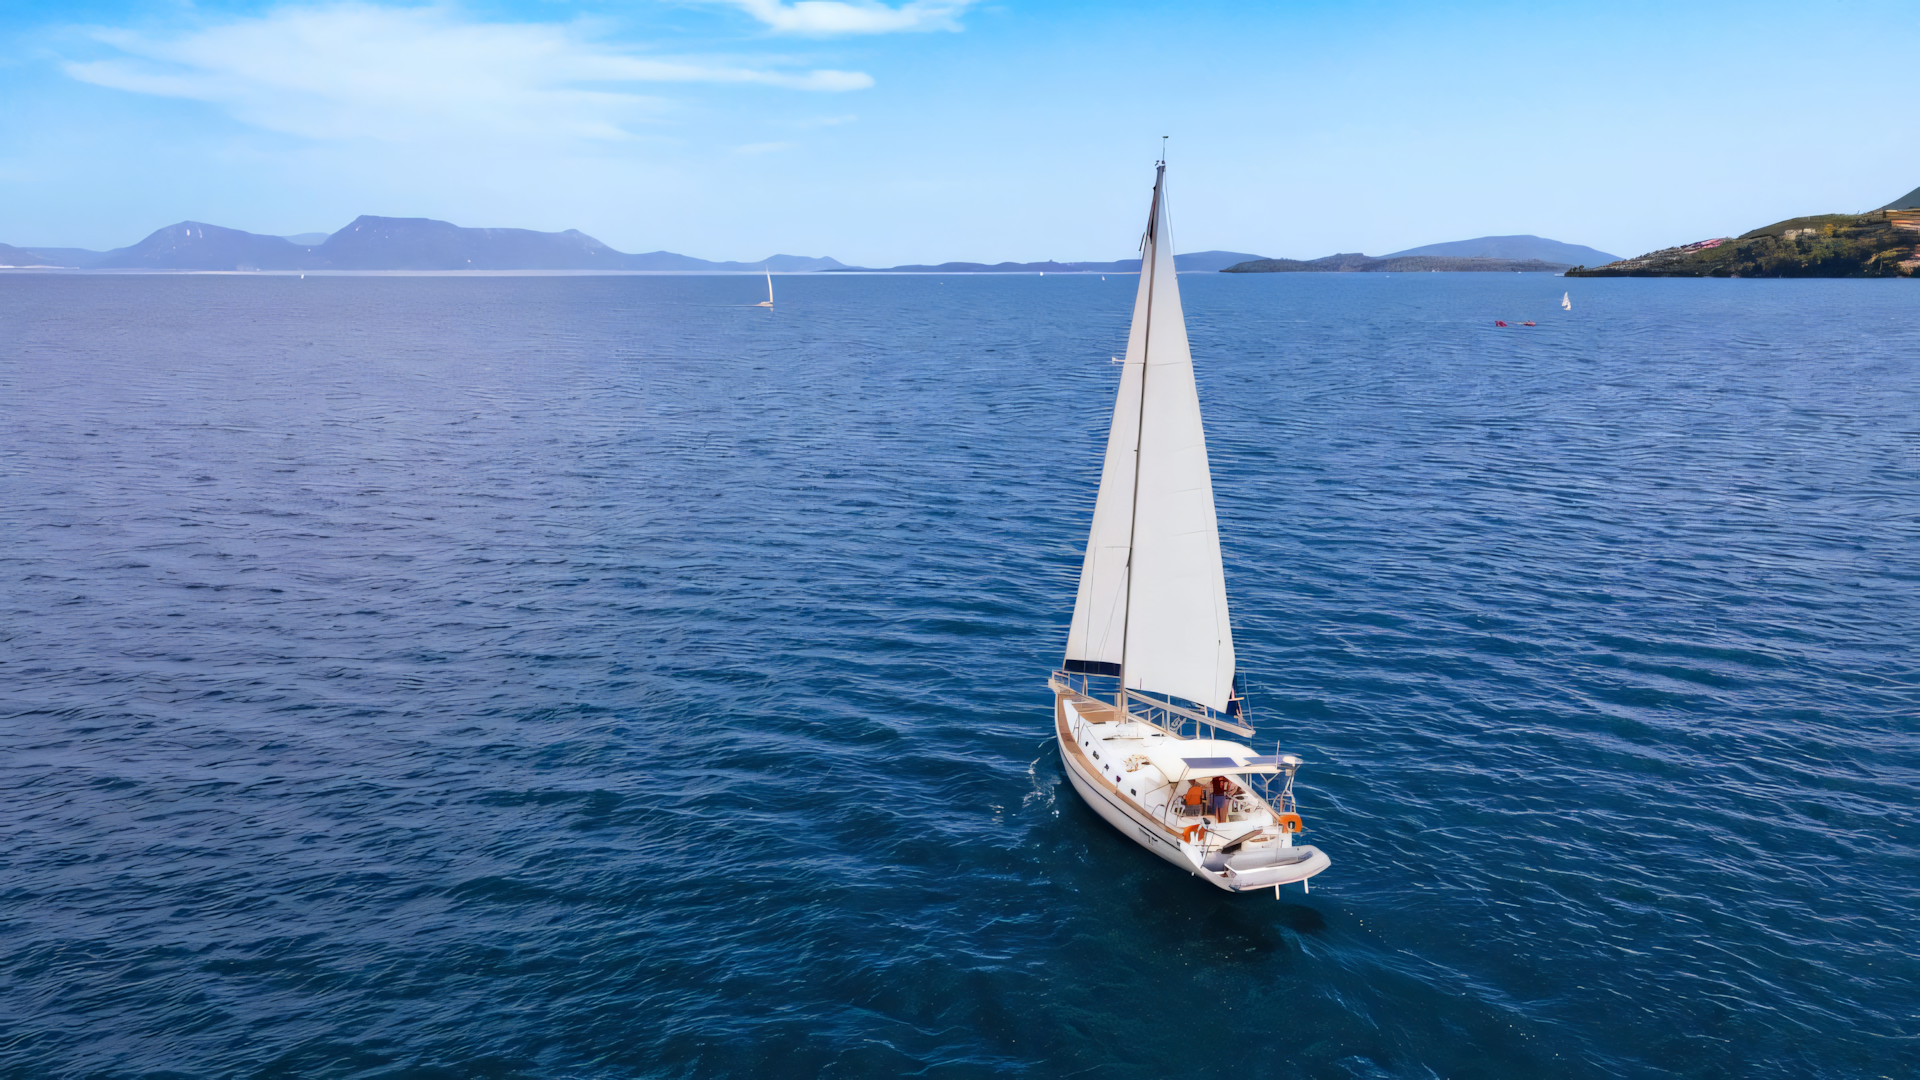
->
[[2, 272, 1916, 1079]]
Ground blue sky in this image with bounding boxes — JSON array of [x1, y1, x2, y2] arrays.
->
[[3, 0, 1915, 264]]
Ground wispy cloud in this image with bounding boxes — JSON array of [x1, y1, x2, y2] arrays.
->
[[62, 3, 873, 143], [707, 0, 976, 35]]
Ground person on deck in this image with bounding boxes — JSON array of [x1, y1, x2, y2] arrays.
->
[[1210, 775, 1237, 821], [1183, 780, 1208, 818]]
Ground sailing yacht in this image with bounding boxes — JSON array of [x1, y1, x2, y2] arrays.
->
[[757, 267, 774, 307], [1562, 291, 1572, 311], [1051, 161, 1330, 895]]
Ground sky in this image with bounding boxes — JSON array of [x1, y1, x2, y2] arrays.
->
[[2, 0, 1916, 265]]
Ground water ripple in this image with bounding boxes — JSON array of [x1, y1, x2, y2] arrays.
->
[[2, 272, 1916, 1079]]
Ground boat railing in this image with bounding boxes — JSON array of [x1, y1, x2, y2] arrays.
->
[[1122, 693, 1255, 740], [1050, 670, 1255, 740], [1049, 669, 1120, 705], [1251, 763, 1301, 824]]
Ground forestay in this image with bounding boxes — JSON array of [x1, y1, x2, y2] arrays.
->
[[1063, 166, 1237, 714]]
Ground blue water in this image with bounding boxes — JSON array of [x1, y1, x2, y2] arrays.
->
[[2, 272, 1916, 1079]]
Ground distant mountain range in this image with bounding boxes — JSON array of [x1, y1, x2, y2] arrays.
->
[[0, 218, 1626, 276], [1224, 254, 1575, 274], [1221, 234, 1620, 274], [1384, 234, 1621, 264], [827, 251, 1264, 273], [0, 217, 847, 272], [1881, 185, 1920, 211], [0, 243, 59, 268]]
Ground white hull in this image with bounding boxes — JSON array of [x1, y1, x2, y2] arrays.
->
[[1053, 689, 1328, 893]]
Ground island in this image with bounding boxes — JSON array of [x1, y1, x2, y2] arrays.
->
[[1567, 189, 1920, 278], [1223, 254, 1571, 273]]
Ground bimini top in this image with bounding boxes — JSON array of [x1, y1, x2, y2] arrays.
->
[[1139, 738, 1286, 783]]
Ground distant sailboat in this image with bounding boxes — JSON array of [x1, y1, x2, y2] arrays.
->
[[757, 267, 774, 307], [1050, 159, 1331, 895], [1562, 291, 1571, 311]]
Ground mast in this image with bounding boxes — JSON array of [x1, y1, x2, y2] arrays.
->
[[1064, 153, 1233, 717], [1116, 160, 1165, 708]]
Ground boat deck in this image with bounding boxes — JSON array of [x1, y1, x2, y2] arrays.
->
[[1053, 686, 1122, 724]]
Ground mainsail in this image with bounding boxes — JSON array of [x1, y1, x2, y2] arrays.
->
[[1063, 165, 1236, 713]]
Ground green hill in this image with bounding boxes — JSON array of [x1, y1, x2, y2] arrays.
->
[[1566, 207, 1919, 278]]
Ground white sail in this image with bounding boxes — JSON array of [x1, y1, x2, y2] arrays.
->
[[1063, 310, 1142, 677], [1064, 167, 1235, 712]]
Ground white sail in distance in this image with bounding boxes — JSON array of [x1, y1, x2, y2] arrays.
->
[[1064, 165, 1236, 713]]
